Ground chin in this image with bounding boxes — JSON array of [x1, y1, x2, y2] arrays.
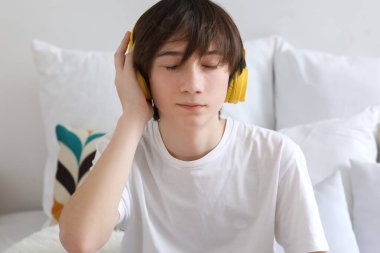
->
[[159, 106, 221, 128], [178, 114, 220, 129]]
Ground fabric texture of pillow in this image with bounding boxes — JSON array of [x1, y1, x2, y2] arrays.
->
[[313, 171, 359, 253], [51, 124, 105, 222], [349, 160, 380, 253], [221, 36, 280, 130], [274, 38, 380, 129], [274, 171, 359, 253], [3, 224, 123, 253], [31, 39, 122, 218], [279, 105, 380, 211]]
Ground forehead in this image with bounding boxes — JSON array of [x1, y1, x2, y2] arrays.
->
[[158, 40, 187, 52], [157, 39, 222, 56]]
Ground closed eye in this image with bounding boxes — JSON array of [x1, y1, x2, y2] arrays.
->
[[203, 65, 219, 69], [165, 66, 178, 71], [205, 65, 218, 68]]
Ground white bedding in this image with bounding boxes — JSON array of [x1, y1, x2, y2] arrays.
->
[[3, 225, 123, 253], [0, 210, 47, 252]]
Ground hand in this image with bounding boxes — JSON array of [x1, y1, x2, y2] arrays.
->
[[114, 31, 153, 123]]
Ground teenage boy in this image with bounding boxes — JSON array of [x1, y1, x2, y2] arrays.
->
[[59, 1, 329, 252]]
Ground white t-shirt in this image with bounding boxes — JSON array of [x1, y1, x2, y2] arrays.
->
[[93, 117, 329, 253]]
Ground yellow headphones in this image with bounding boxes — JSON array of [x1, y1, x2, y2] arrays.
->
[[128, 30, 248, 103], [226, 52, 248, 103]]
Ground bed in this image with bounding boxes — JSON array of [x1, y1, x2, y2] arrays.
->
[[2, 224, 123, 253], [1, 33, 379, 252], [0, 211, 47, 252]]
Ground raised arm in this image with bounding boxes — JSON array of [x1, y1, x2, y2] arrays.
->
[[59, 31, 153, 253]]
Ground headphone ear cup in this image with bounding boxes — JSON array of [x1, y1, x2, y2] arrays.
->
[[128, 29, 152, 100], [136, 71, 152, 99], [128, 29, 135, 51], [225, 67, 248, 103]]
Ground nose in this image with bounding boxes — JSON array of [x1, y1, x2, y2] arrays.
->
[[179, 63, 205, 94]]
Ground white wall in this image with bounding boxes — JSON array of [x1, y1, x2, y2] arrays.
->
[[0, 0, 156, 214], [1, 0, 380, 214], [219, 0, 380, 57]]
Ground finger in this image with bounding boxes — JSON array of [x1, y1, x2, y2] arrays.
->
[[114, 31, 130, 71], [114, 31, 131, 72]]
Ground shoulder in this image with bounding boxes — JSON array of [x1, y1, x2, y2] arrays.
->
[[230, 118, 299, 153], [228, 118, 305, 171]]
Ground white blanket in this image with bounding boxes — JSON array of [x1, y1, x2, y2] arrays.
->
[[3, 225, 123, 253]]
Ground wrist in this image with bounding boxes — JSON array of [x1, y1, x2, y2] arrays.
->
[[117, 112, 149, 134]]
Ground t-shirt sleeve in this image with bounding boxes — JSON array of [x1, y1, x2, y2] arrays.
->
[[92, 131, 132, 226], [91, 132, 112, 166], [275, 144, 329, 253]]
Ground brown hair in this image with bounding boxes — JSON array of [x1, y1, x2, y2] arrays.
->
[[132, 0, 246, 119]]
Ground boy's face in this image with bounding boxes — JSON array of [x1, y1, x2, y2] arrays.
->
[[149, 39, 230, 128]]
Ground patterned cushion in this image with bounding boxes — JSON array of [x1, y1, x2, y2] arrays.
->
[[51, 124, 105, 222]]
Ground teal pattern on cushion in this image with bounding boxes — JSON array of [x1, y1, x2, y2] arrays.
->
[[52, 124, 105, 222], [56, 124, 83, 166], [86, 133, 105, 145]]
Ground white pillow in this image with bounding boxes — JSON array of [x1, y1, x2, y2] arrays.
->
[[222, 36, 280, 130], [313, 171, 359, 253], [279, 105, 380, 211], [31, 40, 122, 218], [274, 171, 359, 253], [349, 160, 380, 253], [274, 39, 380, 129]]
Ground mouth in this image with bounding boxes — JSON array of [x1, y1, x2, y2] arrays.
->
[[177, 103, 206, 111]]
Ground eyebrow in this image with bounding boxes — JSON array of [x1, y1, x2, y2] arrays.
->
[[204, 50, 223, 56], [156, 51, 183, 57], [156, 49, 223, 58]]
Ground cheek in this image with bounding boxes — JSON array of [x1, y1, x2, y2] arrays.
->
[[149, 69, 170, 106], [210, 70, 230, 98]]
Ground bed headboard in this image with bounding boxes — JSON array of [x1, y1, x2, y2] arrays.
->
[[1, 0, 380, 214]]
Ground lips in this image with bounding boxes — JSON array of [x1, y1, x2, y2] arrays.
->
[[179, 103, 204, 107], [177, 103, 206, 110]]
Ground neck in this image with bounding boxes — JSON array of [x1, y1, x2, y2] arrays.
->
[[158, 117, 226, 161]]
